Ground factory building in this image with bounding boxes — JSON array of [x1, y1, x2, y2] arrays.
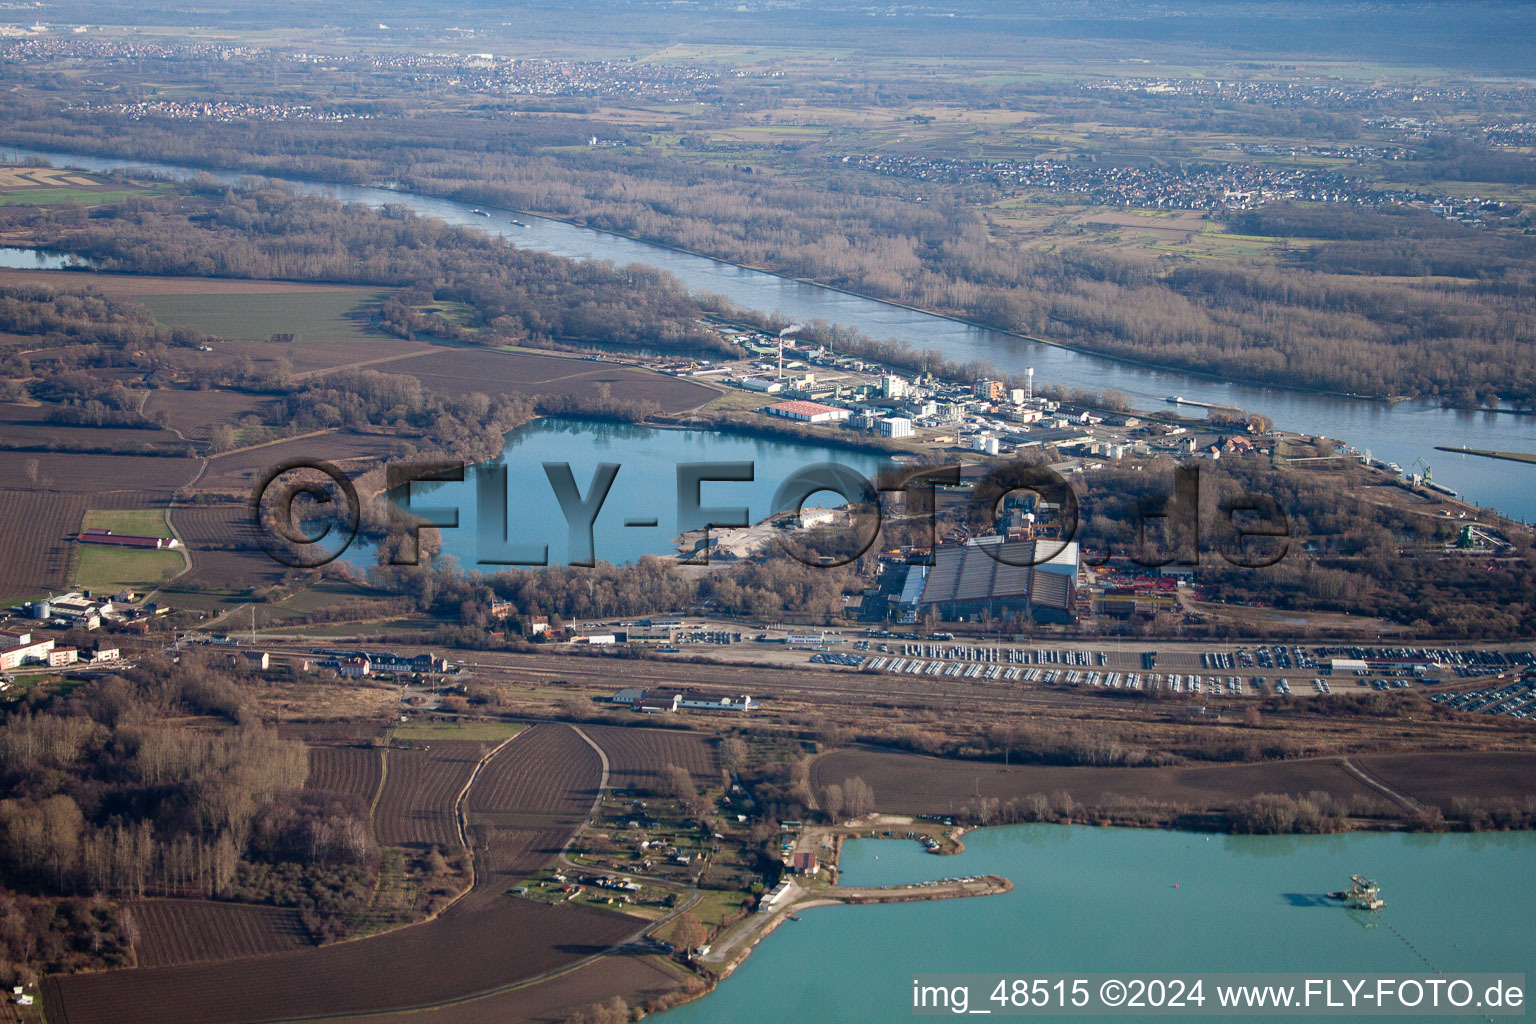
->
[[896, 536, 1078, 623]]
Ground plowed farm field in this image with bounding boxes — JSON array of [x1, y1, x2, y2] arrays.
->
[[194, 429, 401, 494], [142, 390, 277, 441], [1354, 751, 1536, 811], [43, 898, 638, 1024], [465, 724, 600, 826], [43, 723, 637, 1024], [169, 503, 287, 589], [0, 489, 90, 599], [306, 745, 384, 807], [0, 486, 179, 599], [810, 748, 1379, 816], [0, 451, 199, 493], [581, 724, 719, 793], [323, 952, 695, 1024], [463, 725, 605, 898], [373, 741, 486, 850], [129, 900, 311, 968]]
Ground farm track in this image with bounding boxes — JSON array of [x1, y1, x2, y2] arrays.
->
[[1338, 757, 1425, 813]]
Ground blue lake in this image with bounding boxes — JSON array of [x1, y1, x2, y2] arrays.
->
[[342, 416, 894, 569]]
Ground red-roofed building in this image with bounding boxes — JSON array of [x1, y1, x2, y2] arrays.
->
[[764, 400, 849, 424]]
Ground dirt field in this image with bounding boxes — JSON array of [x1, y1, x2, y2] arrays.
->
[[1354, 752, 1536, 810], [42, 898, 639, 1024], [0, 452, 199, 494], [465, 723, 600, 826], [43, 724, 643, 1024], [0, 402, 188, 453], [470, 824, 579, 881], [386, 347, 716, 413], [373, 740, 486, 850], [141, 389, 277, 441], [166, 503, 288, 590], [462, 724, 605, 905], [306, 746, 384, 807], [581, 724, 720, 793], [323, 952, 697, 1024], [129, 900, 311, 968], [0, 489, 92, 600], [194, 429, 404, 494], [809, 747, 1384, 816], [0, 485, 183, 600]]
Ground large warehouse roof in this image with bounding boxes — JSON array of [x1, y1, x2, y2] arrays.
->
[[911, 537, 1077, 612], [919, 539, 1035, 606], [766, 400, 845, 418]]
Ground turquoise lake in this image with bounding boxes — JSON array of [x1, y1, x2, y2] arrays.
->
[[660, 824, 1535, 1023]]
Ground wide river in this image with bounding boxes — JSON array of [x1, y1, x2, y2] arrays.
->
[[7, 147, 1535, 520], [660, 824, 1535, 1024]]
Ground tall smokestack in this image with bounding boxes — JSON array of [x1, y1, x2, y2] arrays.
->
[[1026, 367, 1034, 403]]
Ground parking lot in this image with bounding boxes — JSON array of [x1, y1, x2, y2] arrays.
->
[[801, 636, 1536, 705], [1432, 678, 1536, 719]]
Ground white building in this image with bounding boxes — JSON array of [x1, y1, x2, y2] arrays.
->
[[677, 693, 757, 711], [878, 417, 913, 439], [0, 638, 55, 671], [798, 507, 836, 529]]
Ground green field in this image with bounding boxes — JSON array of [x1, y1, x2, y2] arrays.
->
[[73, 545, 184, 593], [82, 509, 173, 537], [137, 288, 385, 343], [72, 508, 185, 593], [391, 720, 523, 742], [0, 186, 164, 206]]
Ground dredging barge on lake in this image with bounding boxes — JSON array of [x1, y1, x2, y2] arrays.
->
[[1328, 875, 1386, 911]]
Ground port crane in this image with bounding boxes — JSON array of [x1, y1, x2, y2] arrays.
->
[[1411, 457, 1433, 484]]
